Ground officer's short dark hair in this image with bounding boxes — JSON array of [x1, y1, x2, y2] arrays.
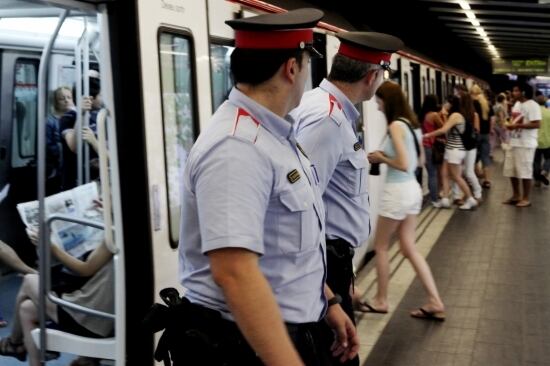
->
[[230, 48, 307, 86], [327, 54, 377, 83]]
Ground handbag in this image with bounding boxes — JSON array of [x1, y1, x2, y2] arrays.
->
[[397, 118, 423, 185]]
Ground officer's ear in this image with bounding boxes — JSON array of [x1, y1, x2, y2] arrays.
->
[[284, 57, 300, 83], [363, 69, 380, 88]]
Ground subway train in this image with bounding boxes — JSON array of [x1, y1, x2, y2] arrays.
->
[[0, 0, 488, 364]]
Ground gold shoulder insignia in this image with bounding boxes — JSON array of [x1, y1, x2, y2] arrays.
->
[[287, 169, 301, 184]]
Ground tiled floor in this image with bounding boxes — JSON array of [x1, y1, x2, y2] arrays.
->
[[358, 155, 550, 366]]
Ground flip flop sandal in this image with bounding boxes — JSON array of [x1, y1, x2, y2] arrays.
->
[[410, 308, 446, 322], [354, 301, 388, 314], [516, 201, 531, 208], [0, 337, 27, 361], [502, 198, 519, 205]]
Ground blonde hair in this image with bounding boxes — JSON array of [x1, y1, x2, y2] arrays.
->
[[469, 84, 489, 121], [52, 86, 72, 114]]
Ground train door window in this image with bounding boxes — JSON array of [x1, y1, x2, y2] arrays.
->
[[158, 31, 197, 246], [210, 42, 234, 111], [13, 59, 39, 160]]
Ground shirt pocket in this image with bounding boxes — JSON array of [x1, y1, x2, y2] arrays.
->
[[277, 184, 320, 254], [340, 153, 368, 196]]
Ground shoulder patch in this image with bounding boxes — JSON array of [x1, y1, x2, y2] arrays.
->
[[353, 141, 362, 151], [231, 108, 261, 143], [328, 94, 343, 126]]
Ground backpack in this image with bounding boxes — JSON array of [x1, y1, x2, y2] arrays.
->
[[454, 119, 478, 151]]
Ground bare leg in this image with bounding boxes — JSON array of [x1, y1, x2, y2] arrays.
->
[[509, 177, 520, 200], [398, 215, 444, 311], [518, 179, 532, 205], [373, 216, 401, 311], [448, 163, 473, 199], [0, 241, 37, 275], [440, 161, 450, 198], [10, 274, 57, 343]]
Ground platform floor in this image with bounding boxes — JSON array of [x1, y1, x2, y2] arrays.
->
[[355, 154, 550, 365]]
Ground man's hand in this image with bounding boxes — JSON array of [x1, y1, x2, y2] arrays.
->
[[324, 304, 360, 363], [82, 127, 98, 150], [81, 96, 92, 112]]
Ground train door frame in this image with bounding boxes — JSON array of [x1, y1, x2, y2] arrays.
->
[[434, 70, 447, 104], [410, 61, 421, 115]]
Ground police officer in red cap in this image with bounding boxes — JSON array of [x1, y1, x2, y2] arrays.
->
[[291, 32, 403, 365], [166, 8, 361, 366]]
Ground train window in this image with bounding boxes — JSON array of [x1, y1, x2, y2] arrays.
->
[[431, 79, 435, 95], [158, 31, 197, 247], [210, 42, 234, 111], [13, 59, 39, 159]]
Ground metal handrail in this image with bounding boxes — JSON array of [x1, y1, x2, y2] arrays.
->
[[44, 214, 115, 320], [83, 18, 90, 183], [37, 11, 68, 365], [96, 108, 117, 254], [75, 31, 83, 186]]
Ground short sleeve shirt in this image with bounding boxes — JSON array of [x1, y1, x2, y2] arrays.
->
[[510, 99, 541, 148], [291, 79, 370, 248], [178, 88, 327, 324]]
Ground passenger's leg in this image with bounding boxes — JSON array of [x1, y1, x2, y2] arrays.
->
[[0, 241, 37, 275], [463, 149, 482, 199], [425, 147, 439, 202], [448, 163, 473, 199], [533, 149, 543, 183], [10, 274, 58, 343], [17, 276, 58, 366], [521, 179, 532, 203], [398, 215, 444, 312], [373, 216, 401, 311]]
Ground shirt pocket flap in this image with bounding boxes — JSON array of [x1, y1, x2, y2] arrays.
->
[[279, 185, 312, 212], [347, 154, 368, 170]]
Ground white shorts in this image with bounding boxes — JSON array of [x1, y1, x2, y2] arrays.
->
[[444, 148, 466, 165], [379, 180, 422, 220], [503, 146, 536, 179]]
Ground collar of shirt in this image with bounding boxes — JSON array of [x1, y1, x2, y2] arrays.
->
[[319, 79, 360, 128], [228, 87, 293, 143]]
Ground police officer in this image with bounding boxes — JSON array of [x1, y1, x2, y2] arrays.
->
[[177, 9, 359, 366], [291, 31, 403, 366]]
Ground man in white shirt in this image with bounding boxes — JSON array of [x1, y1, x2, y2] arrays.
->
[[503, 83, 541, 207]]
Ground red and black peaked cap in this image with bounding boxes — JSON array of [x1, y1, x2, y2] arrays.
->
[[225, 8, 324, 57], [336, 32, 404, 71]]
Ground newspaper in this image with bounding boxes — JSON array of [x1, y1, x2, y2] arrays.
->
[[17, 182, 103, 258]]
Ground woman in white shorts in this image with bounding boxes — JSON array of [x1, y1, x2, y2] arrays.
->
[[365, 81, 445, 321], [424, 94, 478, 210]]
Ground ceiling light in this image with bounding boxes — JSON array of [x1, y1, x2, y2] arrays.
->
[[465, 10, 476, 20], [476, 27, 487, 37], [488, 45, 496, 51], [470, 19, 480, 27], [458, 0, 471, 10]]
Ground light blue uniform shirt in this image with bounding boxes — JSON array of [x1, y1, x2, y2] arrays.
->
[[178, 88, 327, 323], [291, 79, 370, 248], [383, 120, 422, 183]]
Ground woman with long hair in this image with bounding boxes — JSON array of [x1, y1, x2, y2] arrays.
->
[[364, 81, 445, 320], [424, 92, 479, 210], [470, 84, 493, 188]]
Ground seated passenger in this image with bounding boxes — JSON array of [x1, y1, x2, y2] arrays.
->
[[59, 73, 102, 190], [0, 219, 114, 366], [47, 86, 75, 194]]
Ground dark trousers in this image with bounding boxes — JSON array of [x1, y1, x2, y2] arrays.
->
[[324, 237, 359, 366], [534, 148, 550, 181], [158, 298, 331, 366]]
